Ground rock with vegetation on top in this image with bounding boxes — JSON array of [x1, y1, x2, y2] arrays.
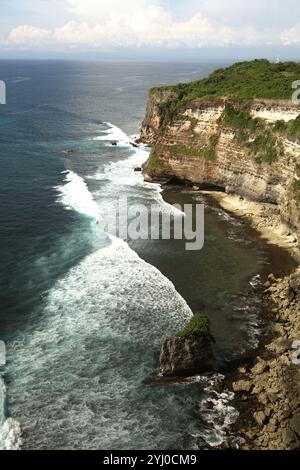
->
[[141, 60, 300, 245], [159, 315, 215, 377]]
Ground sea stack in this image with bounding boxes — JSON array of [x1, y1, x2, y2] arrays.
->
[[160, 314, 215, 377]]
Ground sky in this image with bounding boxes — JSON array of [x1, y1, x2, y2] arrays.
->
[[0, 0, 300, 60]]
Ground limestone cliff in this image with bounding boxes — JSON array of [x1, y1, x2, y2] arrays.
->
[[141, 93, 300, 244]]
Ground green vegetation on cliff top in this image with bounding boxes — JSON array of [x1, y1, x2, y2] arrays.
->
[[148, 60, 300, 166], [178, 314, 211, 340], [222, 103, 284, 163], [150, 59, 300, 102]]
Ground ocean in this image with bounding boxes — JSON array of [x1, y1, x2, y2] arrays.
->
[[0, 60, 294, 450]]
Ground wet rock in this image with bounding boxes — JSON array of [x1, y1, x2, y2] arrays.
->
[[212, 377, 224, 394], [282, 429, 298, 448], [287, 286, 296, 303], [290, 414, 300, 437], [251, 359, 269, 376], [268, 273, 277, 284], [267, 338, 292, 354], [160, 336, 214, 377], [134, 167, 142, 172], [232, 380, 252, 393], [254, 411, 267, 426]]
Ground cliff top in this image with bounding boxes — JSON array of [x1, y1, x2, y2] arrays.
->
[[150, 60, 300, 104]]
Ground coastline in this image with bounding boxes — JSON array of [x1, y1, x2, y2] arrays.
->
[[138, 58, 300, 450], [202, 192, 300, 450], [195, 189, 300, 449], [159, 185, 300, 450], [229, 268, 300, 450], [202, 191, 299, 261]]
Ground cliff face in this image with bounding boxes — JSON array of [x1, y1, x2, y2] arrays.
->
[[141, 93, 300, 243]]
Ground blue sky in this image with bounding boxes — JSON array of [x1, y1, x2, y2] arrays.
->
[[1, 0, 300, 59]]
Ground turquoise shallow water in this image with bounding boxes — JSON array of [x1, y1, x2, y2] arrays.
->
[[0, 61, 295, 450]]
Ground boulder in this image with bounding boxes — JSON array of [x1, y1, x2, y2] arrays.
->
[[287, 286, 296, 303], [290, 414, 300, 437], [254, 411, 267, 427], [251, 359, 269, 376], [232, 379, 253, 393], [160, 336, 214, 377], [268, 273, 277, 284]]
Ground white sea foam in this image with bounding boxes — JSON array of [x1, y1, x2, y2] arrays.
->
[[0, 418, 23, 450], [93, 122, 132, 146], [6, 121, 243, 449], [0, 377, 5, 426], [12, 76, 31, 84], [193, 376, 240, 448], [0, 378, 22, 450], [6, 237, 193, 449], [5, 124, 195, 449], [56, 171, 101, 221], [92, 123, 184, 218]]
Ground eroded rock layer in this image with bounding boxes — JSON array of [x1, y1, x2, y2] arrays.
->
[[141, 93, 300, 244]]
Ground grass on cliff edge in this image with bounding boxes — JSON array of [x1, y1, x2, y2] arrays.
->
[[146, 151, 165, 172], [150, 59, 300, 102], [223, 103, 284, 163], [178, 314, 211, 340]]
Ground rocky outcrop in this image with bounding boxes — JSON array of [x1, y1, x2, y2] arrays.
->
[[233, 269, 300, 450], [160, 335, 214, 377], [140, 93, 300, 244], [140, 89, 180, 145]]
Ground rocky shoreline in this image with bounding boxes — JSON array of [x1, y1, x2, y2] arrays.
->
[[226, 269, 300, 450], [197, 190, 300, 449], [156, 186, 300, 450], [138, 63, 300, 449]]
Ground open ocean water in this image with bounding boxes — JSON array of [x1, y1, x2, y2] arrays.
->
[[0, 61, 294, 450]]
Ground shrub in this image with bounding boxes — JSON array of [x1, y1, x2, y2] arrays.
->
[[147, 149, 165, 172], [274, 115, 300, 143], [178, 314, 211, 340], [151, 60, 300, 122]]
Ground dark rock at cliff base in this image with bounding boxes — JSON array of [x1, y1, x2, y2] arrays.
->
[[160, 336, 214, 377], [134, 167, 142, 172]]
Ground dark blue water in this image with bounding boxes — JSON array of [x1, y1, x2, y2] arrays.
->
[[0, 61, 284, 450]]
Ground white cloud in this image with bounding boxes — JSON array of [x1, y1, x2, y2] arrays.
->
[[5, 25, 51, 46], [66, 0, 159, 22], [281, 23, 300, 45], [2, 0, 300, 50]]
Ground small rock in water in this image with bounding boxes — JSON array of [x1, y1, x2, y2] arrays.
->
[[268, 273, 277, 284], [212, 377, 224, 394], [160, 336, 214, 377]]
